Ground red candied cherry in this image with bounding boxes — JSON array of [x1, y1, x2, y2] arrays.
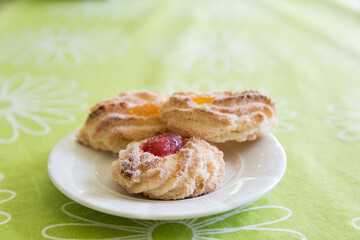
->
[[141, 133, 185, 157]]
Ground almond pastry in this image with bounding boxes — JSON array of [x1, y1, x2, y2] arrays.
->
[[159, 90, 277, 142], [77, 91, 168, 152], [111, 134, 225, 200]]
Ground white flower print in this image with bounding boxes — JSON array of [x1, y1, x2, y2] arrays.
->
[[151, 28, 291, 75], [0, 73, 88, 144], [145, 79, 297, 132], [42, 201, 306, 240], [327, 92, 360, 140], [47, 0, 155, 20], [352, 217, 360, 230], [0, 27, 130, 69], [272, 97, 297, 133], [171, 0, 273, 23], [0, 173, 16, 226]]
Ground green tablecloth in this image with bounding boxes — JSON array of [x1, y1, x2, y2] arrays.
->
[[0, 0, 359, 239]]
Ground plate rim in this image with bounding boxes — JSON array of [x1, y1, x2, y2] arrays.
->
[[48, 132, 287, 220]]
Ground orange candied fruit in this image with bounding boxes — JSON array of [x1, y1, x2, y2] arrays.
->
[[192, 97, 215, 105], [126, 103, 161, 116]]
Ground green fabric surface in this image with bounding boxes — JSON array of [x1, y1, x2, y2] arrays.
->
[[0, 0, 359, 239]]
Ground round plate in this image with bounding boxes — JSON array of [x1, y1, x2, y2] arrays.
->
[[48, 131, 286, 220]]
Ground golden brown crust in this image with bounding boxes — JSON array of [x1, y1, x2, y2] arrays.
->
[[77, 91, 168, 152], [111, 137, 225, 200], [159, 90, 277, 142]]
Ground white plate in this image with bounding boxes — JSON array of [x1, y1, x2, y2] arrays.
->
[[48, 131, 286, 220]]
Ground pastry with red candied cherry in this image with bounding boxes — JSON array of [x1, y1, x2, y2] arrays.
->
[[159, 90, 277, 143], [111, 133, 224, 200], [76, 91, 168, 153]]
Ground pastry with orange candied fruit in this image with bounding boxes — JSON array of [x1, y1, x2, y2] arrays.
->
[[159, 91, 277, 143], [111, 133, 224, 200], [76, 91, 168, 152]]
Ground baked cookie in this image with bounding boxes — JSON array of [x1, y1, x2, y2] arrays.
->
[[111, 133, 224, 200], [159, 90, 277, 142], [77, 91, 168, 152]]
